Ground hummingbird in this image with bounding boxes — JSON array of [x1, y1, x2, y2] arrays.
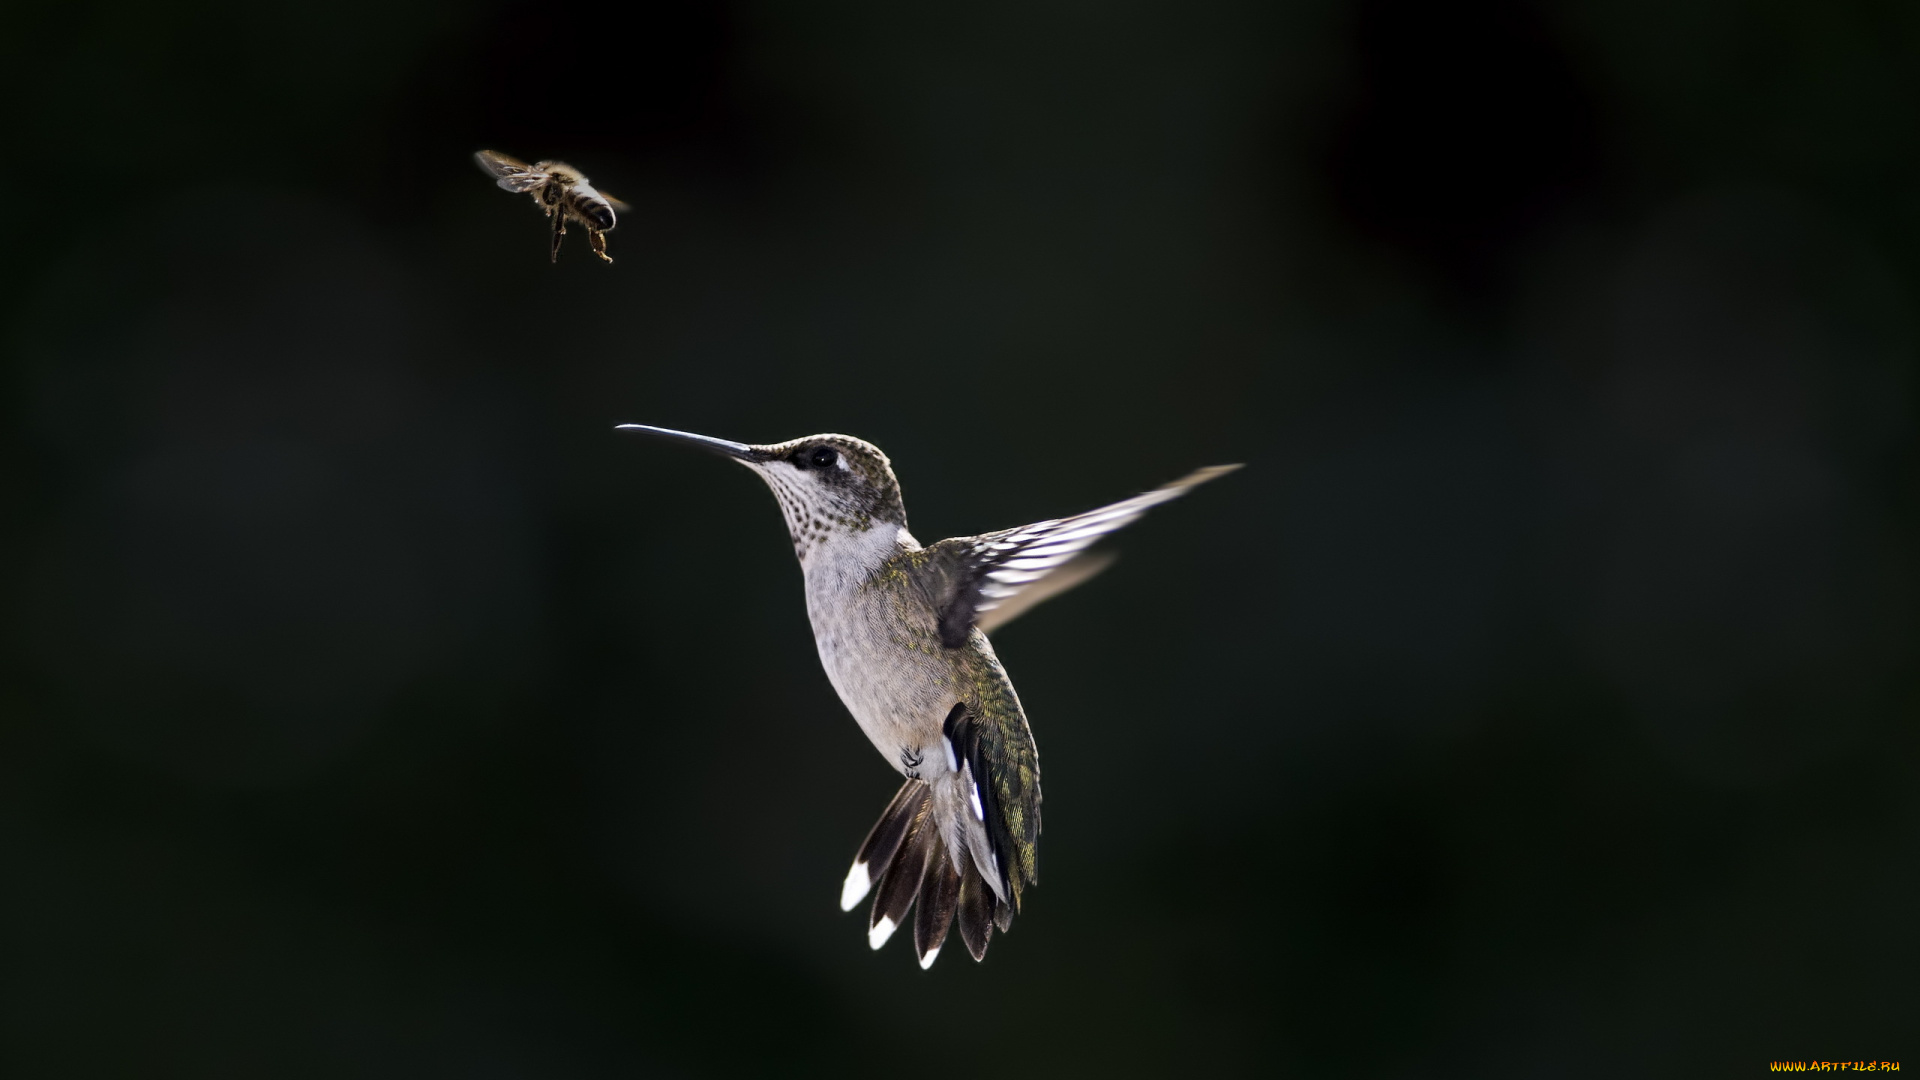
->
[[617, 424, 1238, 968]]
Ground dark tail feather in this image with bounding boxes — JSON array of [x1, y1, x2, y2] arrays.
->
[[912, 845, 962, 970], [840, 780, 928, 913], [956, 860, 994, 962], [867, 796, 933, 951], [845, 777, 1014, 966]]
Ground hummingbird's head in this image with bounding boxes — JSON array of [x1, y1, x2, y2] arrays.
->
[[617, 425, 906, 557]]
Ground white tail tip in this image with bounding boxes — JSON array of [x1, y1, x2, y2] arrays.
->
[[840, 862, 871, 912], [868, 916, 897, 950], [917, 947, 940, 970]]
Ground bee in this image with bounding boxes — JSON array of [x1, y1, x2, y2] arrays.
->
[[474, 149, 627, 264]]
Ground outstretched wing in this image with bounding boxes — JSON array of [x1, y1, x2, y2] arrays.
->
[[927, 464, 1241, 649], [972, 549, 1116, 635], [474, 149, 548, 193]]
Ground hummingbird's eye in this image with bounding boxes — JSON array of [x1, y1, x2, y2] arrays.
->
[[809, 446, 839, 470]]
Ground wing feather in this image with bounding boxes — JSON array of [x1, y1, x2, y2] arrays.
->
[[930, 464, 1240, 648], [973, 550, 1115, 634]]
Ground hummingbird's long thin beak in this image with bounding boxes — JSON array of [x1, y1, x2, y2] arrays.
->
[[615, 424, 771, 463]]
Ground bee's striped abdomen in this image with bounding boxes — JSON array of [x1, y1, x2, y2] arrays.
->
[[569, 189, 616, 231]]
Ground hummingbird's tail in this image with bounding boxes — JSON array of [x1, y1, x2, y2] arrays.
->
[[839, 778, 1009, 968]]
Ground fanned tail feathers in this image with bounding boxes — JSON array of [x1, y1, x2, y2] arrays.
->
[[839, 780, 924, 913], [956, 860, 995, 961], [913, 846, 961, 968], [841, 778, 1014, 967]]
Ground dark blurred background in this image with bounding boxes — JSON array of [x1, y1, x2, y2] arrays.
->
[[2, 0, 1915, 1075]]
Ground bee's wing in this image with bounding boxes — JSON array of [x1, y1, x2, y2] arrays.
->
[[473, 149, 529, 177], [601, 191, 631, 214], [474, 149, 548, 193]]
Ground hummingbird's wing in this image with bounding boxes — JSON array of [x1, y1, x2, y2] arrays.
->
[[929, 464, 1241, 649], [942, 700, 1027, 928], [972, 550, 1116, 635]]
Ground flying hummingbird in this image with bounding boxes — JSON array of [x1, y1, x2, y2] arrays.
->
[[617, 424, 1238, 967]]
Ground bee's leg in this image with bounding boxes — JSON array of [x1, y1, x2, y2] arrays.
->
[[549, 210, 566, 263], [589, 229, 611, 264]]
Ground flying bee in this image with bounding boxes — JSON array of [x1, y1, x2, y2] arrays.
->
[[474, 149, 628, 264]]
